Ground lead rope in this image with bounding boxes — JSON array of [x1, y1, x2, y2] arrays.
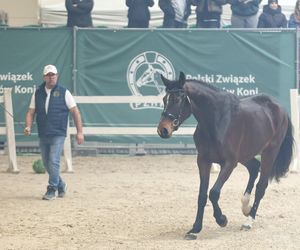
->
[[0, 102, 29, 133], [0, 102, 14, 119]]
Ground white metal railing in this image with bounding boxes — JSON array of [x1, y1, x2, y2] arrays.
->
[[0, 89, 18, 172]]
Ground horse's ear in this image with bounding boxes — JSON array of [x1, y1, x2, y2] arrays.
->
[[161, 73, 171, 87], [179, 72, 186, 87]]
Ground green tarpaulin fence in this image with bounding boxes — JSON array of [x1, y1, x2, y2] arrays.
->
[[0, 27, 297, 144]]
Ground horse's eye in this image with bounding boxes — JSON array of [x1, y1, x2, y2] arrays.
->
[[174, 94, 184, 103], [169, 94, 178, 103]]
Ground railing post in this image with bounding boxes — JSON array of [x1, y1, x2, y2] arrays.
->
[[4, 89, 19, 173], [63, 117, 73, 172]]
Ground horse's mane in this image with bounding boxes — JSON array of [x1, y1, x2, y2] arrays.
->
[[186, 79, 222, 92], [185, 79, 241, 100]]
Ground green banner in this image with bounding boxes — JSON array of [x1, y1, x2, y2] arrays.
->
[[0, 28, 297, 144], [75, 29, 296, 143]]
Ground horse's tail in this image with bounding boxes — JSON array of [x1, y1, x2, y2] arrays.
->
[[270, 117, 294, 182]]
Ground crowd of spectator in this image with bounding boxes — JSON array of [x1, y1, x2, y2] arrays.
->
[[0, 0, 298, 29], [64, 0, 300, 29]]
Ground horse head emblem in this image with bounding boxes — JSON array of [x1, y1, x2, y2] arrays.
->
[[127, 51, 175, 110]]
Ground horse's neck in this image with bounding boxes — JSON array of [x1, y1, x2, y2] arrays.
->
[[185, 81, 239, 145], [185, 82, 219, 120]]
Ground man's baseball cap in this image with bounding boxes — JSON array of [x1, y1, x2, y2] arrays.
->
[[43, 64, 57, 75]]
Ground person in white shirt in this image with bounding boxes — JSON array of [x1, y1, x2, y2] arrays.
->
[[24, 64, 84, 200]]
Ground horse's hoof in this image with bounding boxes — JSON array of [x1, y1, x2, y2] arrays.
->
[[242, 205, 252, 216], [187, 225, 202, 234], [184, 233, 197, 240], [217, 214, 228, 227], [241, 193, 250, 205], [240, 224, 251, 230], [241, 193, 251, 216], [241, 216, 255, 230]]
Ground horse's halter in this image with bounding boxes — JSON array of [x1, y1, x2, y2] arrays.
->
[[161, 88, 191, 130]]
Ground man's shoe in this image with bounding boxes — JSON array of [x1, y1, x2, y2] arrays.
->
[[42, 188, 56, 200], [58, 183, 67, 198]]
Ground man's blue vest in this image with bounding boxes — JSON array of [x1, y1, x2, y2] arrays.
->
[[35, 82, 69, 137]]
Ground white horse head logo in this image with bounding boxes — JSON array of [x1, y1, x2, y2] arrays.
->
[[127, 51, 175, 110]]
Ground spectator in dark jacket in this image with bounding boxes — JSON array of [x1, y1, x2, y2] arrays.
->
[[159, 0, 193, 28], [288, 0, 300, 28], [257, 0, 287, 28], [192, 0, 227, 28], [126, 0, 155, 28], [228, 0, 262, 28], [65, 0, 94, 27]]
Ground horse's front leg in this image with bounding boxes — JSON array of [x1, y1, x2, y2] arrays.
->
[[209, 161, 235, 227], [185, 156, 211, 240]]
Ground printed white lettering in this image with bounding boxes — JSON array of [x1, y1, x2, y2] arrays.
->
[[0, 72, 34, 83]]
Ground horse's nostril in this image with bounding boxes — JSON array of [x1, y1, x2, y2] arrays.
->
[[161, 128, 169, 138]]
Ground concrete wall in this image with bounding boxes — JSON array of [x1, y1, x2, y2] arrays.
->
[[0, 0, 39, 27]]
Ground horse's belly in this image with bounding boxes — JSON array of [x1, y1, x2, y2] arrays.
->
[[226, 115, 274, 162]]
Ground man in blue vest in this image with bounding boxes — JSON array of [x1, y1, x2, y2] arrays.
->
[[24, 64, 84, 200]]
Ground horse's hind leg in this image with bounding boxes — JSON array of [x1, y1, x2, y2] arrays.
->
[[242, 148, 278, 230], [241, 158, 260, 216], [241, 174, 269, 230]]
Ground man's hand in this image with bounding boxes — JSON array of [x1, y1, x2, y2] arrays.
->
[[76, 132, 84, 145], [24, 127, 31, 136]]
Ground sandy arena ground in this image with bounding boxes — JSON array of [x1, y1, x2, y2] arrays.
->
[[0, 155, 300, 250]]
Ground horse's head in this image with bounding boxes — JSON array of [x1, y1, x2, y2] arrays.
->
[[157, 72, 191, 139]]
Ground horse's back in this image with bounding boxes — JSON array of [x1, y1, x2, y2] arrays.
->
[[242, 93, 279, 106], [241, 94, 287, 122], [230, 94, 288, 162]]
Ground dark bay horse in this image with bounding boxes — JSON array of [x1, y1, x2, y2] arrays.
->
[[157, 72, 294, 240]]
